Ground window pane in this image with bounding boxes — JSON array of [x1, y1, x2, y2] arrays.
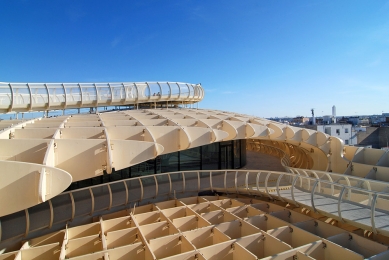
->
[[131, 159, 155, 177], [180, 147, 201, 171], [160, 152, 179, 173], [202, 142, 219, 170], [240, 139, 247, 167], [234, 140, 241, 169]]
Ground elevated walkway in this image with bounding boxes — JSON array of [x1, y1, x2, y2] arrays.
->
[[0, 82, 203, 113], [2, 169, 389, 245]]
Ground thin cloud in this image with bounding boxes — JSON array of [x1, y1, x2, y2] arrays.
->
[[367, 58, 381, 67], [67, 6, 86, 22], [111, 37, 122, 48]]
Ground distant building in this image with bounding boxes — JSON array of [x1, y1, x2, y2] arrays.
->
[[322, 115, 332, 125], [316, 124, 356, 145], [303, 124, 356, 145], [291, 116, 309, 125], [337, 117, 349, 124]]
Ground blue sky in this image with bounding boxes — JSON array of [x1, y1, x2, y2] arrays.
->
[[1, 1, 388, 118]]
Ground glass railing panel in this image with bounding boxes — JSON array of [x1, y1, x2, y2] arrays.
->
[[159, 82, 171, 98], [110, 181, 128, 208], [72, 189, 93, 217], [125, 178, 142, 203], [91, 185, 110, 212], [169, 83, 180, 99], [95, 83, 111, 102], [11, 83, 30, 109], [177, 83, 190, 98], [80, 83, 97, 105], [29, 83, 48, 109], [0, 83, 11, 111], [51, 194, 73, 224], [62, 83, 79, 105], [134, 82, 149, 101], [110, 83, 125, 102], [170, 172, 184, 194]]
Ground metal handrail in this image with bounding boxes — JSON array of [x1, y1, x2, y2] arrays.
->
[[2, 169, 389, 243]]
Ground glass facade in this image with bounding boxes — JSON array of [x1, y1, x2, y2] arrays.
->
[[66, 139, 246, 191]]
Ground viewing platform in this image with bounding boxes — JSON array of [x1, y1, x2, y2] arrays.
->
[[0, 82, 204, 113]]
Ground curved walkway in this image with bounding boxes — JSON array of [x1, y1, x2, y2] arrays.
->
[[2, 169, 389, 244], [0, 82, 204, 113]]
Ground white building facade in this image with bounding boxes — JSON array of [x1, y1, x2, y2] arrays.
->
[[316, 124, 357, 145]]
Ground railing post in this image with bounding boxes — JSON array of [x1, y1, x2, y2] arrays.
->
[[107, 184, 113, 210], [264, 172, 273, 199], [210, 171, 213, 192], [154, 175, 159, 198], [123, 181, 129, 205], [311, 180, 320, 212], [24, 209, 30, 237], [291, 175, 300, 206], [337, 186, 346, 222], [245, 172, 251, 196], [235, 171, 238, 194], [168, 173, 172, 194], [89, 188, 95, 215], [276, 174, 285, 202], [138, 178, 144, 202], [182, 172, 186, 193], [167, 82, 172, 99], [26, 83, 32, 111], [107, 83, 113, 104], [371, 193, 378, 234], [44, 83, 50, 110], [224, 171, 227, 194], [48, 200, 54, 229], [324, 172, 334, 196], [8, 83, 14, 112], [69, 193, 75, 221], [197, 171, 200, 192], [344, 176, 351, 200], [256, 172, 261, 196], [365, 180, 372, 206]]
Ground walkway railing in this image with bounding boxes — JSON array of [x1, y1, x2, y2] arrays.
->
[[0, 82, 204, 113], [1, 169, 389, 243]]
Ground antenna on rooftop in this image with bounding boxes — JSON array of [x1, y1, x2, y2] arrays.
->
[[311, 108, 316, 125]]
